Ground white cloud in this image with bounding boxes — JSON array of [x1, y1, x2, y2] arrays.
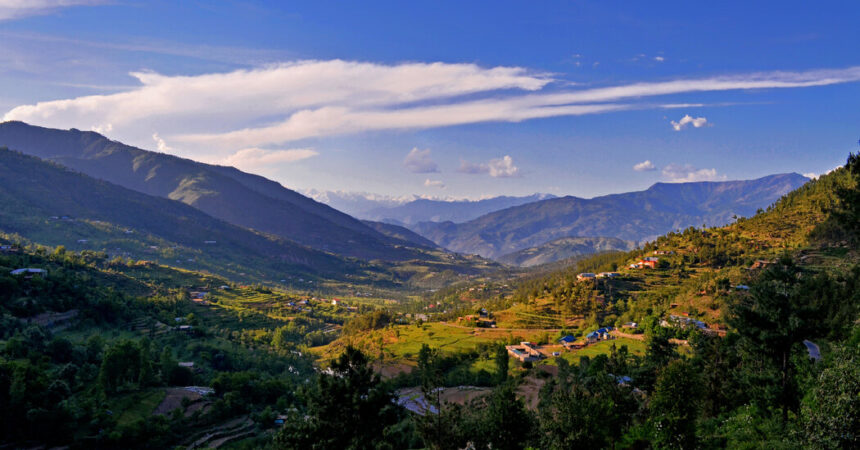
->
[[5, 62, 860, 159], [654, 56, 665, 62], [152, 133, 171, 152], [458, 155, 520, 178], [488, 155, 519, 177], [0, 0, 105, 21], [670, 114, 709, 131], [633, 160, 657, 171], [220, 147, 318, 171], [91, 123, 112, 134], [403, 147, 439, 173], [423, 179, 445, 189], [802, 172, 817, 179], [662, 163, 727, 182]]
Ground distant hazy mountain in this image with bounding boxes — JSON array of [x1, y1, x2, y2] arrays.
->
[[0, 121, 439, 263], [313, 191, 556, 225], [497, 237, 636, 267], [414, 173, 810, 259], [0, 148, 356, 279]]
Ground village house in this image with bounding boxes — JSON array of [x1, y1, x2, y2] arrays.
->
[[505, 342, 544, 362], [636, 259, 658, 269], [596, 272, 620, 278], [662, 315, 708, 330], [558, 335, 576, 344], [10, 268, 48, 278], [586, 327, 614, 342], [576, 272, 597, 281], [0, 245, 20, 253]]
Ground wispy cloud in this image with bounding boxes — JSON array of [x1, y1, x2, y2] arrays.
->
[[151, 132, 171, 152], [403, 147, 439, 173], [458, 155, 520, 178], [662, 163, 726, 182], [423, 179, 445, 189], [0, 0, 105, 21], [670, 114, 709, 131], [633, 160, 657, 171], [219, 147, 318, 172], [5, 61, 860, 159]]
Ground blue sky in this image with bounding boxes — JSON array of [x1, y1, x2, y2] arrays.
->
[[1, 1, 858, 200]]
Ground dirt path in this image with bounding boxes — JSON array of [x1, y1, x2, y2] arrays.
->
[[611, 330, 645, 341]]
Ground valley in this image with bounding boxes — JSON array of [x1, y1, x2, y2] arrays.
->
[[1, 124, 858, 449]]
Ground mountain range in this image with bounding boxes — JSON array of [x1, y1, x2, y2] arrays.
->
[[413, 173, 810, 259], [0, 121, 437, 263], [312, 191, 556, 225]]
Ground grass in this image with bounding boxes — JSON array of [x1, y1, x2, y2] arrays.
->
[[315, 322, 549, 363], [542, 338, 647, 366], [110, 389, 166, 426]]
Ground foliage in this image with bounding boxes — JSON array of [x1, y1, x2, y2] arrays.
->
[[274, 346, 403, 450]]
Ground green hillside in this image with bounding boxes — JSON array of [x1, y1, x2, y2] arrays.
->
[[0, 147, 379, 282], [0, 121, 447, 263]]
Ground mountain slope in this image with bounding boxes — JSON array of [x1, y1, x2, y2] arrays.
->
[[414, 174, 809, 258], [361, 220, 439, 249], [0, 147, 361, 280], [0, 121, 431, 262], [497, 236, 635, 267]]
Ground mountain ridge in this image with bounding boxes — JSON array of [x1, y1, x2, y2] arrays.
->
[[0, 121, 432, 262], [0, 147, 357, 280], [315, 191, 556, 225], [413, 173, 810, 259]]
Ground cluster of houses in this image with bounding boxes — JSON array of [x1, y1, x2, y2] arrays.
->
[[189, 290, 210, 306], [0, 244, 21, 253], [556, 327, 615, 350], [457, 308, 496, 327], [630, 256, 659, 269]]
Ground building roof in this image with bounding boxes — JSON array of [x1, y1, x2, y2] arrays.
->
[[10, 268, 47, 275], [558, 335, 576, 343]]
